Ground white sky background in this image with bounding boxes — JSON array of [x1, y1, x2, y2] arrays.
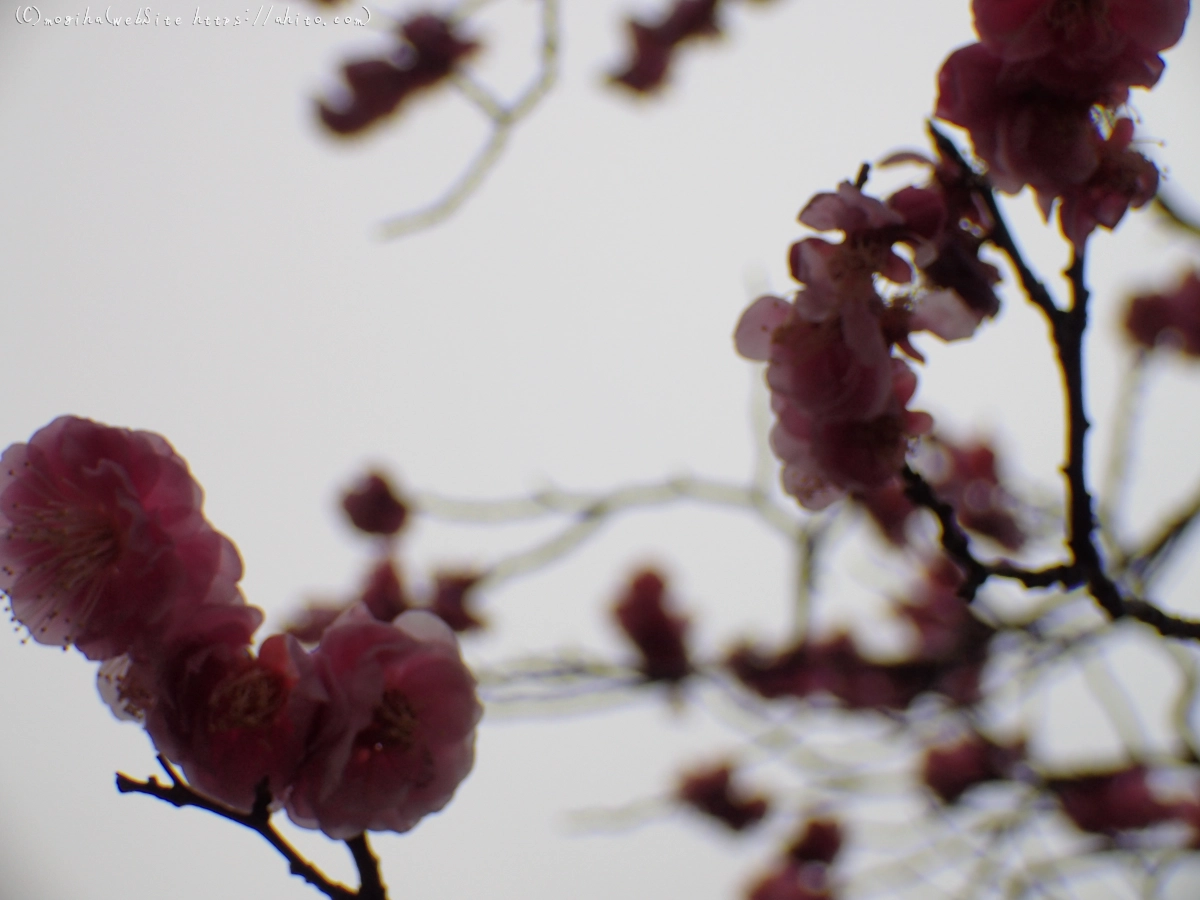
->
[[1, 1, 1200, 898]]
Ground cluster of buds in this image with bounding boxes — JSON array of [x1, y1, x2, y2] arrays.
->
[[924, 738, 1200, 847], [609, 0, 721, 93], [287, 470, 487, 641], [728, 559, 994, 712], [935, 0, 1187, 246], [317, 14, 479, 136], [1, 417, 481, 838]]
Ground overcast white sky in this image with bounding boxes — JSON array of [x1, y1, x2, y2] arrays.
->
[[2, 1, 1200, 898]]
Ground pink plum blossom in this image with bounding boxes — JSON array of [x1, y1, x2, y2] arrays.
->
[[102, 603, 323, 812], [1, 416, 244, 661], [286, 607, 482, 838]]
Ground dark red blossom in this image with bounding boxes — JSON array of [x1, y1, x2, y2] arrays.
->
[[612, 569, 691, 681], [885, 154, 1002, 324], [609, 0, 721, 93], [786, 818, 843, 865], [972, 0, 1189, 70], [936, 44, 1101, 197], [341, 471, 410, 537], [1124, 270, 1200, 355], [318, 15, 479, 136], [923, 732, 1024, 803], [1057, 118, 1159, 248], [0, 416, 244, 661], [677, 762, 769, 831], [935, 0, 1181, 243], [429, 571, 486, 632], [1050, 766, 1181, 834]]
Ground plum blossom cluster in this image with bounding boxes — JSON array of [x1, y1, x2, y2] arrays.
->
[[287, 469, 487, 642], [734, 163, 1003, 510], [2, 417, 481, 838], [935, 0, 1188, 246]]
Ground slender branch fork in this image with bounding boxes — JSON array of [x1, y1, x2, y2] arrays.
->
[[116, 756, 389, 900], [910, 124, 1200, 640]]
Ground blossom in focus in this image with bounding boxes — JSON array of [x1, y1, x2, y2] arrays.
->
[[286, 607, 482, 838], [0, 416, 244, 661], [733, 178, 972, 511], [612, 568, 691, 682], [1124, 270, 1200, 355], [342, 471, 410, 537], [103, 603, 322, 812], [677, 762, 769, 831], [318, 14, 479, 136]]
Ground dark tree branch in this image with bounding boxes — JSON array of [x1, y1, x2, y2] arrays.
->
[[918, 123, 1200, 644], [927, 122, 1061, 319], [900, 465, 990, 600], [116, 756, 388, 900], [901, 465, 1082, 598], [347, 834, 387, 900]]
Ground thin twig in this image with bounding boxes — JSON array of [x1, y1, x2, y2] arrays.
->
[[116, 756, 386, 900], [381, 0, 560, 238]]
